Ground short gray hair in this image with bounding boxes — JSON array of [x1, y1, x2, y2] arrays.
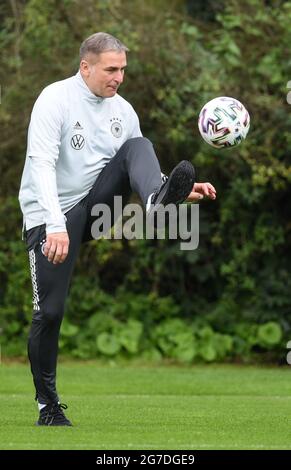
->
[[80, 32, 129, 60]]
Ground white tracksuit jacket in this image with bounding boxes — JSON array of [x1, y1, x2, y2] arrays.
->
[[18, 71, 142, 233]]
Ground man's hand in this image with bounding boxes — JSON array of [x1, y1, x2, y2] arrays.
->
[[187, 182, 216, 202], [43, 232, 70, 264]]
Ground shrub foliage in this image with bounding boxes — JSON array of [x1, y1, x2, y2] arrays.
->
[[0, 0, 290, 361]]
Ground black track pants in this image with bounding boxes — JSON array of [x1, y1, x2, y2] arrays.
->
[[25, 137, 161, 404]]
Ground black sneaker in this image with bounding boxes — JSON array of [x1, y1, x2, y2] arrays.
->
[[36, 403, 72, 426], [147, 160, 195, 212]]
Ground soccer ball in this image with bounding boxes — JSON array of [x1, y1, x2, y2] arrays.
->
[[198, 96, 250, 148]]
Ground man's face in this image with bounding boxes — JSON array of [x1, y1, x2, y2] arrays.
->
[[80, 51, 127, 98]]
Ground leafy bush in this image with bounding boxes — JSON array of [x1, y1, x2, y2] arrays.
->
[[0, 0, 290, 362]]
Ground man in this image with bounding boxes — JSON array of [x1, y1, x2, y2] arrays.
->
[[19, 32, 216, 426]]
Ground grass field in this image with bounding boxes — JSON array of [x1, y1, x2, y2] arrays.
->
[[0, 361, 290, 450]]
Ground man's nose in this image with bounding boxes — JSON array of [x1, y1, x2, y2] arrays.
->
[[114, 70, 124, 83]]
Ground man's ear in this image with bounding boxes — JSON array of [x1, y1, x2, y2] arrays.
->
[[80, 59, 90, 77]]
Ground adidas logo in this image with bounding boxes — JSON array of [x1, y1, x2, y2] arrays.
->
[[73, 121, 83, 130]]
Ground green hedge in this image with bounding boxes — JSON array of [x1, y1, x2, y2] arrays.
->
[[0, 0, 290, 362]]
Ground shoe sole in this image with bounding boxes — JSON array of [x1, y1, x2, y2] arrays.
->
[[35, 422, 72, 426], [155, 160, 195, 206]]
